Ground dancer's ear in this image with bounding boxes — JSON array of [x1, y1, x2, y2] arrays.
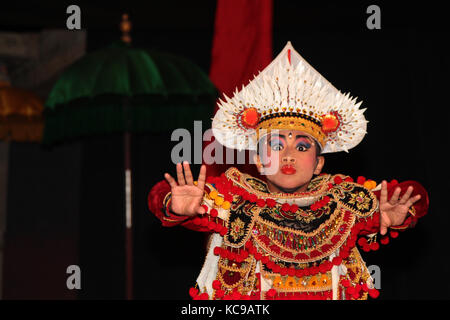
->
[[314, 156, 325, 175], [253, 154, 264, 174]]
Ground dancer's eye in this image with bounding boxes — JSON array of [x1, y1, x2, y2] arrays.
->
[[269, 140, 284, 151], [296, 142, 311, 152]]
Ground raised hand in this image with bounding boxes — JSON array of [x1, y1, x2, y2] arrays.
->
[[379, 180, 421, 235], [164, 161, 207, 217]]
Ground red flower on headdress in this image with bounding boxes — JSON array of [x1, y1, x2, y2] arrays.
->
[[239, 107, 260, 129], [321, 111, 341, 134]]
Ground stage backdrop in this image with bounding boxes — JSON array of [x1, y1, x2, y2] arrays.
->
[[2, 2, 448, 299]]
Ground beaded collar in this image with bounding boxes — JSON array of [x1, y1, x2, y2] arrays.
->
[[225, 167, 331, 207]]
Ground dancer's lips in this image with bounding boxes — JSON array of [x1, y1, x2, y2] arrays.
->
[[281, 165, 296, 175]]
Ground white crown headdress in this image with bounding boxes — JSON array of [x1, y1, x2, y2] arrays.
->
[[212, 42, 367, 154]]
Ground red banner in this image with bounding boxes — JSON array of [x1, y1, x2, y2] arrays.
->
[[206, 0, 273, 177]]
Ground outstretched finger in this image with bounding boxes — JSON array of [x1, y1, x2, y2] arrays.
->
[[405, 194, 421, 208], [380, 180, 388, 204], [380, 224, 388, 236], [196, 205, 206, 215], [197, 165, 207, 190], [164, 173, 178, 188], [183, 161, 194, 185], [380, 212, 390, 236], [399, 186, 414, 204], [389, 187, 401, 204], [176, 162, 186, 186]]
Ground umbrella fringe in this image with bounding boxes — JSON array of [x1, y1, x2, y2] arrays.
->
[[42, 102, 214, 145]]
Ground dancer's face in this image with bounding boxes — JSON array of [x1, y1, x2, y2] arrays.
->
[[254, 130, 325, 193]]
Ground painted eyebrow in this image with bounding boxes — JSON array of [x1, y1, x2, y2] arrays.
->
[[268, 134, 313, 143], [295, 135, 313, 141], [268, 134, 286, 141]]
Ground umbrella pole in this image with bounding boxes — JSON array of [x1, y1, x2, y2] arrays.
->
[[0, 141, 9, 299], [120, 15, 134, 300], [124, 131, 133, 300]]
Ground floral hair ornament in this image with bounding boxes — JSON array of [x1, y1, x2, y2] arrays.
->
[[212, 42, 368, 153]]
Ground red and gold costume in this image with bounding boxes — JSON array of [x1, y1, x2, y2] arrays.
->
[[149, 168, 428, 300], [148, 42, 429, 300]]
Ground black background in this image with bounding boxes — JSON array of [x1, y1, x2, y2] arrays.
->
[[1, 1, 448, 300]]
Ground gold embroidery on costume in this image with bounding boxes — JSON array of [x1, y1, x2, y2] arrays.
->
[[230, 218, 246, 242], [224, 200, 255, 248], [253, 207, 355, 263], [260, 200, 333, 223], [206, 167, 381, 300], [331, 181, 377, 218], [348, 191, 372, 211], [225, 167, 330, 201], [341, 247, 372, 300], [215, 255, 258, 297], [263, 270, 332, 293]]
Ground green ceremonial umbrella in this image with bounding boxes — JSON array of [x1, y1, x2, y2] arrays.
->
[[43, 20, 216, 299], [44, 42, 216, 143]]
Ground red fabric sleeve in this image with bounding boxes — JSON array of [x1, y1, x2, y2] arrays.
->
[[359, 180, 429, 234], [385, 180, 428, 229], [147, 180, 187, 227], [147, 180, 211, 232]]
